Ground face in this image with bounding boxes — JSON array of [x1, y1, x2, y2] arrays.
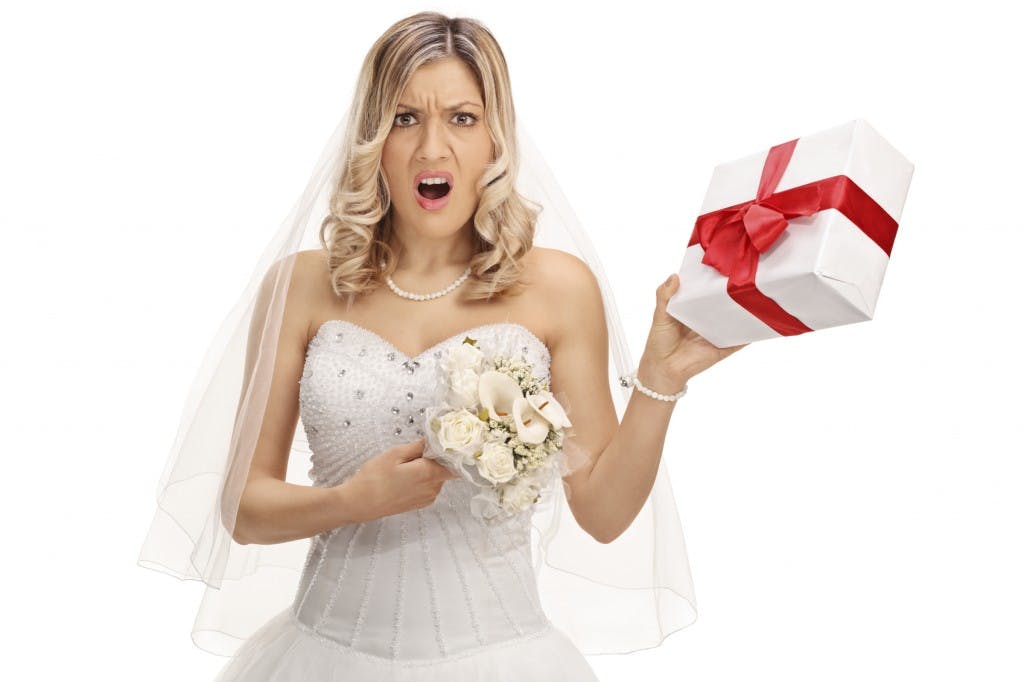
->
[[381, 57, 493, 239]]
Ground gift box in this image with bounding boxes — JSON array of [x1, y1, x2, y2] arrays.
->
[[667, 119, 914, 348]]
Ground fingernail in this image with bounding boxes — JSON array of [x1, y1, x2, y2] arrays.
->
[[664, 275, 672, 286]]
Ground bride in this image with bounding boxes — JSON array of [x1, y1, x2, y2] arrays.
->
[[138, 11, 745, 681]]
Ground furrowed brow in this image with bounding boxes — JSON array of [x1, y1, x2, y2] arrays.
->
[[397, 100, 483, 113]]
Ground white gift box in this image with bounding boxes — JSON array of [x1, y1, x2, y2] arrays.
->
[[667, 119, 914, 348]]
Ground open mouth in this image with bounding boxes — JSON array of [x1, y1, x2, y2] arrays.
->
[[416, 181, 451, 201]]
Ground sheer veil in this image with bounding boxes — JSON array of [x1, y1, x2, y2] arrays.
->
[[136, 103, 698, 657]]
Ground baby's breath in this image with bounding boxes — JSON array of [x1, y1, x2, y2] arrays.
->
[[491, 354, 548, 395], [486, 420, 512, 441]]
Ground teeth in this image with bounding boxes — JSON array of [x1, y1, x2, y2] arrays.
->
[[419, 177, 449, 185]]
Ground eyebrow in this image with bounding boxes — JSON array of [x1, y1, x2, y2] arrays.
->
[[396, 100, 483, 112]]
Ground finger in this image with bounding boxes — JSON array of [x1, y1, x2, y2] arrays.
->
[[720, 342, 749, 358], [654, 273, 681, 322], [436, 463, 461, 480], [393, 438, 426, 462]]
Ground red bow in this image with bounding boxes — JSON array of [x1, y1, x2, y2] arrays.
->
[[688, 138, 898, 337]]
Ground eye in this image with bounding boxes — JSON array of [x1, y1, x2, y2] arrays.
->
[[394, 112, 416, 127], [392, 112, 479, 128]]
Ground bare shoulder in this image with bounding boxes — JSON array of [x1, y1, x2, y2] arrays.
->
[[528, 246, 604, 352], [257, 247, 327, 294], [291, 247, 333, 336], [254, 248, 330, 349], [293, 247, 330, 283], [288, 245, 331, 299], [529, 246, 595, 289]]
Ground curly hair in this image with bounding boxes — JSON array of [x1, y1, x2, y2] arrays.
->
[[318, 11, 541, 305]]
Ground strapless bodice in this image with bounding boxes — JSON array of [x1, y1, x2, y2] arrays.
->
[[291, 320, 555, 662]]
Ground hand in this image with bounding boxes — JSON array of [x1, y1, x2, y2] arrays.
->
[[346, 438, 460, 522], [640, 273, 749, 392]]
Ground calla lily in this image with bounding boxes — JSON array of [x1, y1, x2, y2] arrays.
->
[[512, 394, 551, 444], [525, 391, 572, 429], [477, 370, 521, 420]]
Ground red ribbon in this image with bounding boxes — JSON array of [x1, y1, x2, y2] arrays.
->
[[688, 138, 899, 337]]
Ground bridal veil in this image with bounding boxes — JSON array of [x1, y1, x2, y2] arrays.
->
[[136, 13, 697, 658]]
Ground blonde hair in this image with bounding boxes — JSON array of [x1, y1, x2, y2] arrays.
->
[[319, 11, 540, 305]]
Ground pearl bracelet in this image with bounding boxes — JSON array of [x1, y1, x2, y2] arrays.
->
[[619, 372, 688, 401]]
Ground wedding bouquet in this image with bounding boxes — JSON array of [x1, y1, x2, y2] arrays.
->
[[421, 332, 573, 524]]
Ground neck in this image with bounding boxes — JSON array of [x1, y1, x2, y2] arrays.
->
[[388, 223, 475, 275]]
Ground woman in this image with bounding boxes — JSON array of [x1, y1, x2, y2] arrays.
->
[[139, 11, 745, 681]]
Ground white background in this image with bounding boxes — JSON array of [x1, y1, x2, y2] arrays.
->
[[2, 1, 1021, 680]]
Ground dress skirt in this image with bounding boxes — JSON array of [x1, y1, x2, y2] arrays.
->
[[213, 607, 600, 682]]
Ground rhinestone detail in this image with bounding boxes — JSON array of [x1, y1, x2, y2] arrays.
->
[[292, 321, 553, 660]]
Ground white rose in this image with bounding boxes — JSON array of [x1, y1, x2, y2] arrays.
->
[[500, 477, 540, 513], [475, 441, 516, 484], [448, 340, 484, 372], [447, 367, 480, 409], [437, 408, 485, 455]]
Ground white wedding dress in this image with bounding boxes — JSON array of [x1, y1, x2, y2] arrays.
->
[[213, 320, 601, 681]]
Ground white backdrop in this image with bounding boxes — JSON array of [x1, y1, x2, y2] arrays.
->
[[2, 1, 1020, 680]]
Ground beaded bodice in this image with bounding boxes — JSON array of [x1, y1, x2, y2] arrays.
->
[[292, 320, 555, 662]]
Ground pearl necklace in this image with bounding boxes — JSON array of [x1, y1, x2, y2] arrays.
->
[[384, 262, 472, 301]]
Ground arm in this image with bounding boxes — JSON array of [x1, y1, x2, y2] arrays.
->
[[229, 250, 364, 546], [548, 254, 741, 544], [234, 480, 364, 546], [564, 361, 684, 544]]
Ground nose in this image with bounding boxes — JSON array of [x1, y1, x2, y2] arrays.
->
[[416, 116, 451, 162]]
